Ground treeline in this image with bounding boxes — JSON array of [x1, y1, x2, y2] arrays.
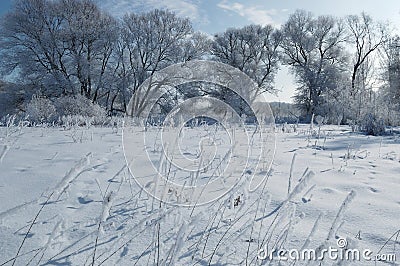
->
[[0, 0, 400, 131]]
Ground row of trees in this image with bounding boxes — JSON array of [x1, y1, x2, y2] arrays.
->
[[280, 11, 392, 124], [0, 0, 211, 113], [1, 0, 400, 127]]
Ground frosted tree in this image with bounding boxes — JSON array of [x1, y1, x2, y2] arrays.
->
[[281, 10, 348, 120], [120, 9, 210, 114], [344, 13, 387, 127], [211, 24, 282, 95], [0, 0, 118, 101], [346, 13, 386, 95], [121, 10, 207, 92], [61, 0, 118, 102], [387, 38, 400, 100], [0, 0, 74, 94], [376, 36, 400, 126]]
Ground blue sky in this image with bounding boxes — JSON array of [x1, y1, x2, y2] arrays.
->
[[1, 0, 400, 102], [0, 1, 12, 17], [2, 0, 397, 32], [90, 0, 400, 34]]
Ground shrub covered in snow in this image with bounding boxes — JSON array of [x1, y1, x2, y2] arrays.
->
[[24, 94, 110, 126], [55, 95, 109, 126], [55, 95, 107, 119], [360, 113, 386, 136], [25, 95, 57, 124]]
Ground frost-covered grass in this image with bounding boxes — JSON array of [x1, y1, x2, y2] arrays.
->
[[0, 124, 399, 265]]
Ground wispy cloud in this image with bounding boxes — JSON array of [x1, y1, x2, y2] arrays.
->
[[97, 0, 208, 24], [217, 0, 279, 27]]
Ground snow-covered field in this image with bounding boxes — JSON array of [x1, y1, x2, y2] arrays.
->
[[0, 124, 399, 265]]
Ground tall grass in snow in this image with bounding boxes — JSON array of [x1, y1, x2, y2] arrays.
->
[[0, 124, 369, 265]]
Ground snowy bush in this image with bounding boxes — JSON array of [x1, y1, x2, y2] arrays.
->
[[23, 94, 111, 126], [56, 94, 106, 118], [56, 95, 108, 126], [26, 95, 57, 124], [360, 113, 386, 136]]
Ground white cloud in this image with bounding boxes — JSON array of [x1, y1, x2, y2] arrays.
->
[[97, 0, 208, 24], [217, 0, 279, 27]]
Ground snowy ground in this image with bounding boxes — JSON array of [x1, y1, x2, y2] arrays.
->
[[0, 124, 399, 265]]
